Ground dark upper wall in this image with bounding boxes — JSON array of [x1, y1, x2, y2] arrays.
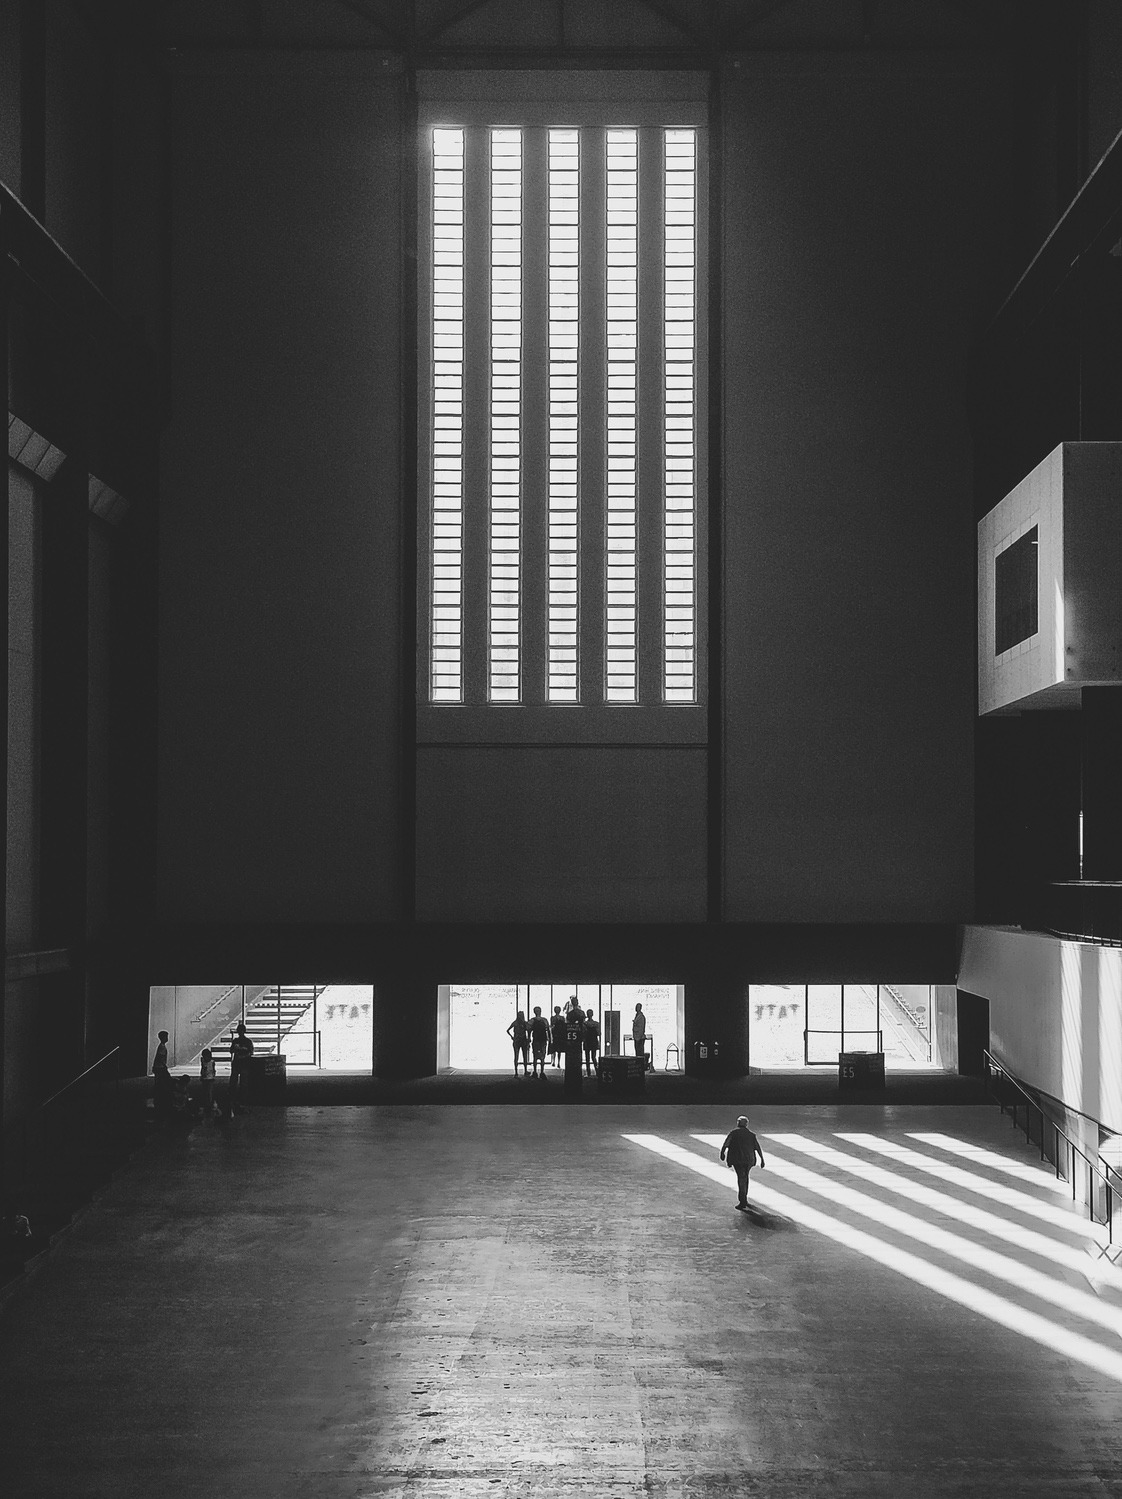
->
[[153, 48, 1020, 928], [4, 2, 1098, 939], [157, 54, 403, 923], [720, 52, 1018, 922], [1088, 0, 1122, 172]]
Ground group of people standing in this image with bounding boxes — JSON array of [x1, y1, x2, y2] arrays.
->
[[151, 1022, 255, 1123], [505, 999, 650, 1078]]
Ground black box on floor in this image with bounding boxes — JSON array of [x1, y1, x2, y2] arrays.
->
[[838, 1051, 885, 1089], [247, 1053, 287, 1101], [597, 1055, 645, 1090]]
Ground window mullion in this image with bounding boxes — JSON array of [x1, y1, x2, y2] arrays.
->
[[462, 124, 490, 707], [579, 126, 605, 708]]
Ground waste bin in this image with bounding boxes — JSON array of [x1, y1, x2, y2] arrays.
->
[[247, 1053, 287, 1103], [838, 1051, 885, 1090]]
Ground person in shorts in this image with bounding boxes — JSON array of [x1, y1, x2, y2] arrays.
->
[[529, 1006, 551, 1078], [507, 1011, 530, 1076]]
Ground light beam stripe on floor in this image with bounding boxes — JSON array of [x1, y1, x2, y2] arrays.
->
[[689, 1135, 1122, 1338], [834, 1133, 1102, 1239], [692, 1133, 1118, 1287], [907, 1132, 1082, 1192], [623, 1134, 1122, 1384]]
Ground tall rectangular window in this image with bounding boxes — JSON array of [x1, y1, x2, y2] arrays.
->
[[663, 129, 696, 702], [430, 128, 465, 703], [489, 129, 522, 700], [604, 129, 638, 702], [548, 129, 581, 701], [425, 121, 702, 711]]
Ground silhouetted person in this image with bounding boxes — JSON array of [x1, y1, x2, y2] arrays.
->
[[172, 1073, 197, 1123], [199, 1048, 216, 1119], [507, 1011, 530, 1076], [720, 1115, 766, 1211], [229, 1023, 254, 1114], [550, 1007, 566, 1068], [583, 1009, 600, 1076], [632, 1004, 647, 1067], [529, 1006, 550, 1078], [152, 1030, 173, 1120]]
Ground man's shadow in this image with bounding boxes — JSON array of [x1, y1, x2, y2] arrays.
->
[[739, 1203, 794, 1231]]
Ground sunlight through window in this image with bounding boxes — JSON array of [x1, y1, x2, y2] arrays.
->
[[623, 1133, 1122, 1384]]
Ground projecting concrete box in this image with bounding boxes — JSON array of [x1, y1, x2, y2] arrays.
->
[[978, 443, 1122, 715]]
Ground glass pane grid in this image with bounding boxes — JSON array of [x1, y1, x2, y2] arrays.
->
[[663, 128, 696, 703], [605, 129, 638, 703], [490, 129, 522, 702], [427, 122, 703, 713], [431, 128, 464, 702], [548, 128, 580, 701]]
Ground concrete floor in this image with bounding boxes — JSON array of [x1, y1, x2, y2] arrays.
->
[[2, 1103, 1122, 1497]]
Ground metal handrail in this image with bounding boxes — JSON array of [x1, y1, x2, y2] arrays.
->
[[984, 1048, 1116, 1249], [191, 985, 242, 1025], [38, 1046, 121, 1113], [3, 1047, 125, 1227]]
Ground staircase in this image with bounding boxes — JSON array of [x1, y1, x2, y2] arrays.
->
[[206, 986, 321, 1065]]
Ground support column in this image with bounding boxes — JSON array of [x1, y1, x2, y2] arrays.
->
[[1081, 687, 1122, 880], [373, 975, 438, 1079], [684, 963, 747, 1077]]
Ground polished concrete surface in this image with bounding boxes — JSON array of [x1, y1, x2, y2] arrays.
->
[[2, 1103, 1122, 1496]]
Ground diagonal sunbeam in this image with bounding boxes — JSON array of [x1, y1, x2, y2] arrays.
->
[[907, 1132, 1078, 1192], [623, 1133, 1122, 1384], [716, 1133, 1110, 1278], [835, 1133, 1101, 1239], [692, 1134, 1122, 1338]]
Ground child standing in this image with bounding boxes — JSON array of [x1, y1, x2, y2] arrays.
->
[[199, 1048, 217, 1119]]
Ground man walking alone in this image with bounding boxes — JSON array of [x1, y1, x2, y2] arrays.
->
[[719, 1115, 766, 1211]]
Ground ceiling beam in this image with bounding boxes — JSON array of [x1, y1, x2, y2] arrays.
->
[[422, 0, 497, 45], [330, 0, 410, 48], [631, 0, 708, 46], [721, 0, 799, 49]]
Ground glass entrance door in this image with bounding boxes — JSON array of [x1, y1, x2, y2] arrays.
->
[[445, 982, 684, 1070]]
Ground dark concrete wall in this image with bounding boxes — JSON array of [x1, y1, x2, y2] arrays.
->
[[417, 748, 707, 921], [155, 51, 1018, 931], [721, 54, 1012, 921], [157, 55, 403, 923], [1088, 0, 1122, 172], [43, 0, 105, 284]]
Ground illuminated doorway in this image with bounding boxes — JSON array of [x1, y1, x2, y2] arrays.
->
[[147, 984, 375, 1074], [440, 983, 685, 1071], [748, 984, 943, 1069]]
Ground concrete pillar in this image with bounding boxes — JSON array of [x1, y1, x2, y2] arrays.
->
[[373, 976, 438, 1079], [1082, 687, 1122, 880], [684, 967, 748, 1077]]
